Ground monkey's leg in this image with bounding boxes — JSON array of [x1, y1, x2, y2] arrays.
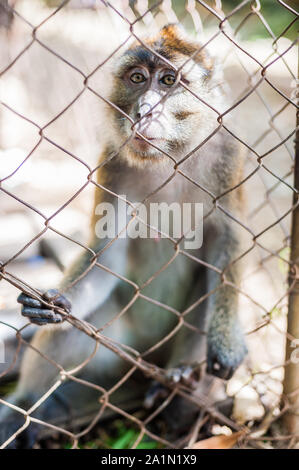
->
[[143, 265, 207, 399], [144, 276, 226, 433], [0, 296, 138, 448], [0, 325, 93, 447], [205, 219, 248, 379]]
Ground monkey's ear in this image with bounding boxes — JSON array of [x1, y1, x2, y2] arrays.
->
[[160, 23, 186, 38], [159, 23, 195, 46], [159, 23, 215, 78], [160, 23, 207, 45]]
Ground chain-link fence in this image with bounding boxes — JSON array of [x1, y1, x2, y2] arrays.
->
[[0, 0, 298, 449]]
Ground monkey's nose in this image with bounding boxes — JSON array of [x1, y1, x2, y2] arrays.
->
[[136, 101, 156, 120], [136, 110, 152, 120]]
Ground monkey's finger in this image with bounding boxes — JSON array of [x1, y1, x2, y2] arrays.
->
[[21, 307, 63, 323], [17, 293, 43, 309], [43, 289, 71, 313], [28, 317, 55, 326]]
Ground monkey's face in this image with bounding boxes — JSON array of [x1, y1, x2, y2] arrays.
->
[[109, 25, 222, 167]]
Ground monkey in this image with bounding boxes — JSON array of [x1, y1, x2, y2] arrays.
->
[[0, 0, 15, 30], [0, 24, 248, 448]]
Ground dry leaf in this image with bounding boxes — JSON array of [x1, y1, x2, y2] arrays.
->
[[190, 430, 246, 449]]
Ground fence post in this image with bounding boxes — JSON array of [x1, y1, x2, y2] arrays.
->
[[282, 44, 299, 436]]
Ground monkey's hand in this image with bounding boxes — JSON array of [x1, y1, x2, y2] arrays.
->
[[17, 289, 71, 326], [207, 323, 248, 380], [144, 364, 201, 409]]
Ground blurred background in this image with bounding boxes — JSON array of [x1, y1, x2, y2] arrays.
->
[[0, 0, 297, 447]]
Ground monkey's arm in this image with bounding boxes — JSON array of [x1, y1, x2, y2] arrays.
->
[[18, 236, 129, 324], [204, 214, 247, 379]]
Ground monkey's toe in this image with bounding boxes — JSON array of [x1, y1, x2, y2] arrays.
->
[[166, 363, 201, 388], [144, 364, 201, 409]]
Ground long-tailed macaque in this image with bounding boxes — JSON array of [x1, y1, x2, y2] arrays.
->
[[0, 25, 248, 448]]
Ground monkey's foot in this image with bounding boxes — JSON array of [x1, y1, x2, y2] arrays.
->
[[0, 401, 39, 449], [165, 363, 201, 387], [207, 333, 248, 380], [0, 418, 38, 449], [144, 364, 201, 409], [17, 289, 71, 325]]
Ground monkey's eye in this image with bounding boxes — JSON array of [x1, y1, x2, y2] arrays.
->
[[130, 72, 146, 84], [160, 74, 176, 86]]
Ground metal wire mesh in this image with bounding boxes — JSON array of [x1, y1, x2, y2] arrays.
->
[[0, 0, 298, 449]]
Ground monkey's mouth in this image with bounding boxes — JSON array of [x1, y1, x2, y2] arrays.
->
[[134, 136, 156, 142], [131, 135, 165, 152]]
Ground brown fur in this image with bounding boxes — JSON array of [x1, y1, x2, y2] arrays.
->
[[173, 111, 194, 120]]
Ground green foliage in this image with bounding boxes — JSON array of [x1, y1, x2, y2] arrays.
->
[[106, 421, 161, 449], [171, 0, 297, 40], [63, 420, 162, 449], [278, 247, 290, 275], [269, 307, 283, 319]]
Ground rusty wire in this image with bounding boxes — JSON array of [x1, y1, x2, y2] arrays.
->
[[0, 0, 298, 449]]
